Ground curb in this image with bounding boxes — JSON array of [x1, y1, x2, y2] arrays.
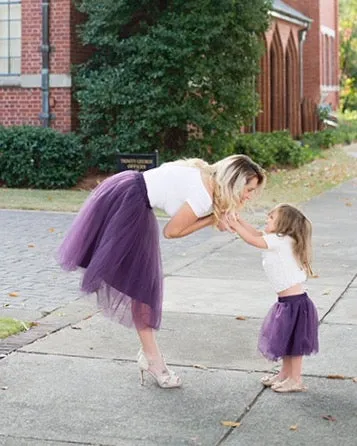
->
[[0, 300, 97, 359]]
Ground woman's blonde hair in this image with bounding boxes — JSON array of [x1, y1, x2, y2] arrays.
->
[[272, 204, 313, 276], [174, 155, 266, 221]]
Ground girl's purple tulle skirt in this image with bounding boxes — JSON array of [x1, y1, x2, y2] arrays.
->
[[57, 171, 163, 330], [258, 292, 319, 361]]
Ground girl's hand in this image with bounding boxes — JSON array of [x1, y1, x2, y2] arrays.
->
[[216, 213, 232, 232], [225, 213, 240, 231]]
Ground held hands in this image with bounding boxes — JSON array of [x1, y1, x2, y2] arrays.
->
[[217, 213, 240, 233]]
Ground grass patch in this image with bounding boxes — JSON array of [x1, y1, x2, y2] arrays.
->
[[0, 317, 28, 339], [0, 146, 356, 213], [0, 188, 90, 213]]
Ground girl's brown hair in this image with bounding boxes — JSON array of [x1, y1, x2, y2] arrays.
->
[[272, 204, 313, 276]]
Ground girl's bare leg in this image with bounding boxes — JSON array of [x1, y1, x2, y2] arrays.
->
[[277, 356, 291, 380], [290, 356, 303, 382]]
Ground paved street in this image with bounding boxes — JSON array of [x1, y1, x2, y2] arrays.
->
[[0, 175, 357, 445]]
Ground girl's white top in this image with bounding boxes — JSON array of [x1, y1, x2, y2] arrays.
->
[[143, 163, 213, 217], [262, 233, 307, 292]]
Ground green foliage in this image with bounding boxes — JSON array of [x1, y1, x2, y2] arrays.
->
[[300, 130, 338, 150], [301, 119, 357, 150], [340, 0, 357, 112], [0, 126, 87, 189], [227, 131, 315, 168], [75, 0, 272, 172], [0, 318, 27, 339]]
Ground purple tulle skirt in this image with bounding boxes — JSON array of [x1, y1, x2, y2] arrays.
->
[[57, 171, 163, 330], [258, 292, 319, 361]]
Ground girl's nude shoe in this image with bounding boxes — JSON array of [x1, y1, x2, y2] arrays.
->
[[272, 378, 307, 393], [137, 348, 182, 389], [261, 374, 285, 387]]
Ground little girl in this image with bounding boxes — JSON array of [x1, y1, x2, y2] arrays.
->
[[225, 204, 319, 393]]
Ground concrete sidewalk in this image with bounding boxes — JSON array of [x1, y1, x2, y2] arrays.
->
[[0, 175, 357, 445]]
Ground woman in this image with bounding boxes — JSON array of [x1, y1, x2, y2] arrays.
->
[[57, 154, 266, 388]]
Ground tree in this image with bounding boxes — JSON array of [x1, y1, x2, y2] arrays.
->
[[75, 0, 272, 170], [340, 0, 357, 112]]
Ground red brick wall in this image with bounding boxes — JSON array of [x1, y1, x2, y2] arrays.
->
[[22, 0, 41, 74], [0, 0, 92, 132], [0, 88, 41, 126], [284, 0, 339, 109]]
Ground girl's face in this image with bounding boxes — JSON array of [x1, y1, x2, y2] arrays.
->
[[240, 176, 259, 204], [265, 209, 279, 233]]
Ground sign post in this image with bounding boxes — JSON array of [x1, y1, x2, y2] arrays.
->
[[117, 151, 159, 173]]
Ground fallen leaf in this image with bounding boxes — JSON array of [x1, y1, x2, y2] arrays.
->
[[48, 228, 56, 233], [3, 303, 10, 307], [327, 374, 345, 380], [221, 421, 241, 428], [28, 243, 35, 248], [8, 292, 19, 297], [322, 415, 336, 422], [322, 289, 331, 295], [289, 424, 298, 431], [47, 196, 53, 201], [235, 316, 247, 321], [192, 364, 208, 370], [29, 322, 39, 327]]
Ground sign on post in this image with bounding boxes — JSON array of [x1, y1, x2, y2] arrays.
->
[[117, 151, 159, 172]]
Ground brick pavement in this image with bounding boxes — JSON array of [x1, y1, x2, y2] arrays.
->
[[0, 209, 220, 318]]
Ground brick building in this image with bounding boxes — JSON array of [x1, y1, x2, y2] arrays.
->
[[0, 0, 339, 136], [257, 0, 340, 135]]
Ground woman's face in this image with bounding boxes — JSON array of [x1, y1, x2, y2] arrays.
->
[[240, 176, 259, 204]]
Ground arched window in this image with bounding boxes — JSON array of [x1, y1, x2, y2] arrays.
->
[[0, 0, 21, 75], [285, 33, 299, 136], [270, 27, 284, 131]]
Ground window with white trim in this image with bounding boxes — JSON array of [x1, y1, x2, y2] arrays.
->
[[0, 0, 21, 76]]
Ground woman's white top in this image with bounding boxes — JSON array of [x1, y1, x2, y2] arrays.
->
[[262, 233, 307, 292], [143, 163, 213, 217]]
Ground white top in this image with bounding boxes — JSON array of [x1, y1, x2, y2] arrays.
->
[[262, 233, 307, 292], [143, 163, 213, 217]]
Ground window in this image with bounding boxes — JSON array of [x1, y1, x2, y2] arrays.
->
[[0, 0, 21, 76]]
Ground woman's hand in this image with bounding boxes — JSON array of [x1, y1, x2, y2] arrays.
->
[[217, 213, 238, 232]]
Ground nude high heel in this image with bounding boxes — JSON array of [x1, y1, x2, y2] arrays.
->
[[137, 348, 182, 389]]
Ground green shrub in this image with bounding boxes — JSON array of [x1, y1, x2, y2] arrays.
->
[[0, 126, 86, 189], [300, 129, 338, 150], [230, 131, 315, 168]]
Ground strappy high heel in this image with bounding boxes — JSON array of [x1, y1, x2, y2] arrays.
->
[[137, 348, 182, 389]]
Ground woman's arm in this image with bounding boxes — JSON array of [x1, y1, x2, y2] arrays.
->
[[163, 203, 215, 239]]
